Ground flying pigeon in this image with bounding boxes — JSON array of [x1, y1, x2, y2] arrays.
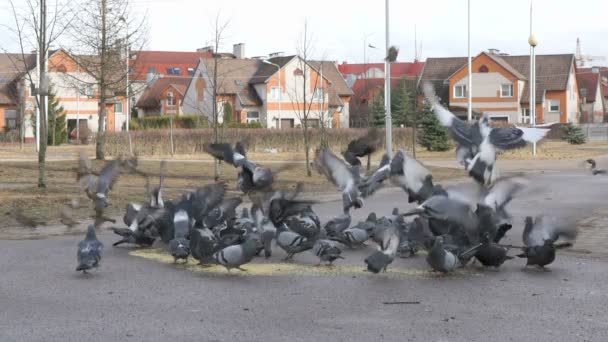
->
[[76, 225, 104, 273], [517, 216, 577, 270], [314, 148, 363, 211], [190, 183, 228, 225], [342, 128, 382, 168], [423, 83, 549, 185]]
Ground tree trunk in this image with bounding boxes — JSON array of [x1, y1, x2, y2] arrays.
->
[[304, 124, 311, 176], [96, 99, 106, 160]]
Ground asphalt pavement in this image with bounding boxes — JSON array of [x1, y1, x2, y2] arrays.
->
[[1, 171, 608, 341]]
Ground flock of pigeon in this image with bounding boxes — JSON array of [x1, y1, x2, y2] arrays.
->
[[75, 84, 581, 277]]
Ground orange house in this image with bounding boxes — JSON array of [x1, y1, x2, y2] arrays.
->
[[420, 50, 580, 124]]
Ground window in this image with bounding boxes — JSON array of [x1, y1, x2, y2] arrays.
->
[[167, 92, 175, 106], [521, 108, 531, 124], [148, 66, 157, 74], [270, 87, 281, 100], [313, 88, 324, 101], [246, 111, 259, 123], [478, 65, 489, 73], [548, 99, 560, 112], [84, 85, 94, 97], [114, 102, 123, 113], [293, 68, 303, 76], [305, 119, 320, 128], [166, 67, 181, 75], [5, 109, 16, 129], [187, 67, 195, 76], [501, 84, 513, 97], [454, 85, 467, 98]]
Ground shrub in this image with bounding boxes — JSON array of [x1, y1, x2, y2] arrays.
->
[[131, 115, 208, 130], [561, 123, 586, 145], [418, 102, 450, 151], [103, 128, 416, 156]]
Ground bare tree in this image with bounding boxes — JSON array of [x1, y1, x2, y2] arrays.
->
[[65, 0, 146, 160], [287, 20, 321, 177], [5, 0, 73, 187]]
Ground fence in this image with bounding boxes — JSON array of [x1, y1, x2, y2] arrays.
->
[[577, 123, 608, 141]]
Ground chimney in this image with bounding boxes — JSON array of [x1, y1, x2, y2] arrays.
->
[[488, 48, 500, 55], [233, 43, 245, 59], [592, 67, 599, 74]]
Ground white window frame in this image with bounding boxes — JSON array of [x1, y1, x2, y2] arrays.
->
[[500, 84, 513, 97], [114, 102, 123, 113], [246, 111, 259, 123], [521, 108, 531, 124], [454, 85, 467, 98], [488, 115, 510, 123], [548, 99, 560, 112], [167, 92, 175, 107], [269, 86, 281, 100]]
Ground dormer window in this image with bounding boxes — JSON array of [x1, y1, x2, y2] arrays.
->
[[293, 68, 303, 76], [167, 67, 181, 75], [478, 65, 489, 73], [187, 67, 195, 76]]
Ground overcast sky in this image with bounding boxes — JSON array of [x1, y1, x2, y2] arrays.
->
[[1, 0, 607, 65]]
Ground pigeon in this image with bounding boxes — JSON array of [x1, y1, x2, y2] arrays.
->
[[313, 239, 344, 265], [252, 205, 276, 258], [168, 209, 191, 263], [190, 227, 220, 266], [123, 203, 142, 227], [517, 216, 577, 270], [358, 153, 391, 197], [314, 148, 363, 211], [342, 128, 382, 169], [284, 208, 321, 239], [399, 216, 435, 256], [190, 183, 227, 225], [424, 83, 549, 185], [474, 233, 513, 268], [275, 222, 315, 261], [331, 226, 370, 248], [364, 220, 400, 273], [389, 150, 438, 204], [92, 159, 123, 225], [426, 236, 461, 273], [324, 210, 352, 238], [11, 203, 45, 228], [213, 235, 260, 271], [204, 142, 274, 193], [76, 225, 104, 273], [203, 197, 243, 231], [586, 158, 606, 175]]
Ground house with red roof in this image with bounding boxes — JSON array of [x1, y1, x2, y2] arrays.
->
[[338, 61, 424, 127], [135, 77, 192, 116], [577, 67, 606, 122]]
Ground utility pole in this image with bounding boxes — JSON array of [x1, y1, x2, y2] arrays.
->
[[467, 0, 472, 122], [38, 0, 48, 187], [384, 0, 393, 157]]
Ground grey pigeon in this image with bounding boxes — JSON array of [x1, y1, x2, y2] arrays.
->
[[424, 83, 548, 185], [313, 239, 344, 265], [204, 142, 274, 193], [275, 223, 315, 261], [123, 202, 142, 227], [331, 226, 370, 248], [252, 205, 276, 258], [474, 233, 513, 268], [76, 225, 104, 273], [364, 221, 400, 274], [517, 216, 577, 270], [203, 197, 243, 231], [324, 211, 352, 238], [426, 236, 481, 273], [389, 150, 437, 204], [314, 148, 363, 211], [190, 183, 227, 225], [169, 209, 191, 263], [358, 153, 391, 197], [213, 235, 260, 271]]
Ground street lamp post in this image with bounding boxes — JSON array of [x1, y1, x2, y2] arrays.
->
[[384, 0, 392, 157], [119, 16, 129, 132], [529, 34, 538, 156], [467, 0, 472, 122], [262, 59, 281, 128]]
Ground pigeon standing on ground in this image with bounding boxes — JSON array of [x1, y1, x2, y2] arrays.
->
[[252, 205, 276, 258], [364, 219, 400, 273], [189, 227, 220, 266], [517, 216, 577, 271], [168, 209, 191, 263], [76, 225, 104, 273], [474, 232, 513, 268], [314, 148, 363, 211], [213, 235, 260, 271], [313, 239, 344, 265]]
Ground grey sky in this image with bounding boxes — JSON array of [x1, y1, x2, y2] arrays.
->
[[1, 0, 607, 65]]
